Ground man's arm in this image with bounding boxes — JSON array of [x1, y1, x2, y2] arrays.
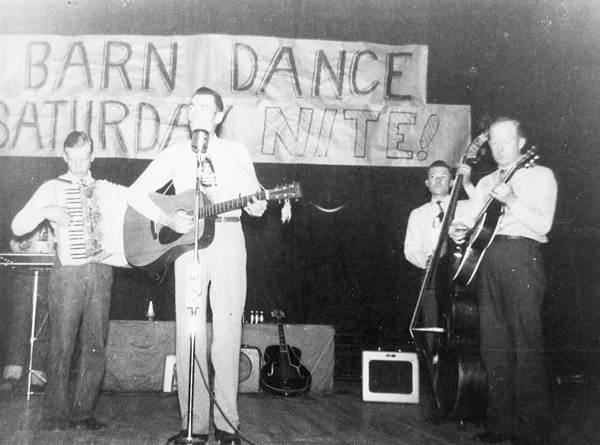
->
[[127, 148, 194, 233], [404, 210, 427, 269], [457, 163, 475, 198], [12, 181, 70, 236], [234, 142, 267, 218], [494, 167, 557, 236]]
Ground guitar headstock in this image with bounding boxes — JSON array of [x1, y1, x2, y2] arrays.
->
[[518, 146, 539, 169], [271, 310, 285, 322], [500, 146, 540, 184], [266, 183, 302, 202]]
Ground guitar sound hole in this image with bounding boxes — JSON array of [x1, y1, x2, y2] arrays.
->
[[158, 226, 183, 244]]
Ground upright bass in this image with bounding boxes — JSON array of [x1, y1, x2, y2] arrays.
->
[[409, 131, 488, 424]]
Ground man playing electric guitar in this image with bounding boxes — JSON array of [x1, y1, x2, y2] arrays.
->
[[449, 117, 557, 445]]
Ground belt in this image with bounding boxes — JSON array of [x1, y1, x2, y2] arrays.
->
[[495, 234, 537, 243], [215, 216, 240, 223]]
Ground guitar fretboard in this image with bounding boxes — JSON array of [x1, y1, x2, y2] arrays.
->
[[185, 190, 268, 218], [277, 322, 289, 353]]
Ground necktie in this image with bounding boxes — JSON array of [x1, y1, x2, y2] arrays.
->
[[200, 155, 217, 189], [434, 200, 444, 227]]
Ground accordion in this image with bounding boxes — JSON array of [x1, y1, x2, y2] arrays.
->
[[56, 179, 128, 267]]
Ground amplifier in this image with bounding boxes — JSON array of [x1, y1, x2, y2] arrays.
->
[[238, 345, 261, 393], [163, 346, 262, 393], [362, 350, 419, 403]]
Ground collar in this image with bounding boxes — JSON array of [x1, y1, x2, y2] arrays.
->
[[429, 195, 450, 206], [62, 171, 94, 185]]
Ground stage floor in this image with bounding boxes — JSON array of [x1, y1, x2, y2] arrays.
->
[[0, 379, 597, 445]]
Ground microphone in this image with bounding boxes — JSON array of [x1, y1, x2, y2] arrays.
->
[[191, 129, 209, 153]]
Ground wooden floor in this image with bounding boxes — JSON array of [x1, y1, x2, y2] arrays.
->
[[0, 378, 598, 445]]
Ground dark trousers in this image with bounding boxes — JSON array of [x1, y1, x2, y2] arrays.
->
[[477, 237, 550, 441], [43, 262, 113, 422], [4, 271, 49, 373]]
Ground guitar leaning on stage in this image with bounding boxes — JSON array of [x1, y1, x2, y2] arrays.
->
[[453, 147, 538, 286], [259, 310, 312, 397], [123, 183, 302, 281]]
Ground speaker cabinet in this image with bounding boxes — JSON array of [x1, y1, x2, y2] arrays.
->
[[362, 350, 419, 403], [238, 346, 261, 393]]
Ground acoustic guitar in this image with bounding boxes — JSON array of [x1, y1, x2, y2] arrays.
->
[[123, 183, 301, 281], [453, 147, 538, 286], [259, 310, 312, 397]]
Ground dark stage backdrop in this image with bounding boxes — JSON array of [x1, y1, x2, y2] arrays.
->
[[1, 0, 599, 378]]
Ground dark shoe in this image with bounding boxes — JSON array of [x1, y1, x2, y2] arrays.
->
[[69, 417, 106, 431], [166, 430, 208, 444], [473, 431, 515, 443], [215, 428, 241, 445]]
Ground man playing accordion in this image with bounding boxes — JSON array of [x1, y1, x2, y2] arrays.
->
[[12, 130, 127, 431]]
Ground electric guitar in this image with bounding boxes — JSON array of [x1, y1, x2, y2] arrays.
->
[[123, 183, 301, 281], [452, 147, 538, 286], [259, 310, 312, 397]]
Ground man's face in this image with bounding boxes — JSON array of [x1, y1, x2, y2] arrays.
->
[[488, 121, 525, 168], [426, 166, 451, 196], [187, 93, 223, 133], [63, 143, 94, 178]]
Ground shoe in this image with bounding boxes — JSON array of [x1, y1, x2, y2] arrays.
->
[[215, 428, 241, 445], [166, 430, 208, 444], [473, 431, 515, 443], [69, 417, 106, 430]]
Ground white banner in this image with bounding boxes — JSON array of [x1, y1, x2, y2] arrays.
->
[[0, 34, 470, 166]]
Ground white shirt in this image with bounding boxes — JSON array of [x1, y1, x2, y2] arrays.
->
[[12, 172, 128, 266], [464, 165, 557, 243], [404, 196, 469, 269], [127, 136, 260, 223]]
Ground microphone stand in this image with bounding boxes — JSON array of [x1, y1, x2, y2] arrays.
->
[[168, 133, 206, 445]]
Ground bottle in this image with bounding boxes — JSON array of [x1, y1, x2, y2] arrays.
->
[[146, 301, 155, 321]]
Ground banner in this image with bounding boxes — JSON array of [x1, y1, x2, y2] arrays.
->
[[0, 34, 470, 166]]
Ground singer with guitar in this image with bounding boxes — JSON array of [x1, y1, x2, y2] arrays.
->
[[449, 117, 557, 445], [127, 87, 266, 445]]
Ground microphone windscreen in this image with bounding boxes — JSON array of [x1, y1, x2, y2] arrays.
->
[[191, 129, 201, 153]]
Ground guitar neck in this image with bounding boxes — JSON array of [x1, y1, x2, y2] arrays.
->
[[187, 190, 267, 218], [277, 322, 290, 355]]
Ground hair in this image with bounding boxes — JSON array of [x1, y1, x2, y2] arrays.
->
[[428, 160, 451, 171], [490, 116, 526, 139], [63, 130, 93, 152], [192, 87, 224, 112]]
